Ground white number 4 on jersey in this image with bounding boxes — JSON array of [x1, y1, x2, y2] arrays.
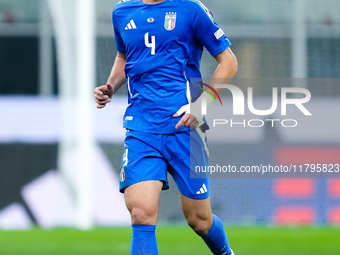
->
[[144, 32, 156, 55]]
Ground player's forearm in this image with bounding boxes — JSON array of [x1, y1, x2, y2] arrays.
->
[[106, 52, 127, 95], [211, 48, 238, 94]]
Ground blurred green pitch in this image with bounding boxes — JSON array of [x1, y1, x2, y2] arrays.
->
[[1, 226, 340, 254]]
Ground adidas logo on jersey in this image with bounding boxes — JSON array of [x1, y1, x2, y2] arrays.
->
[[196, 183, 208, 194], [125, 20, 137, 30]]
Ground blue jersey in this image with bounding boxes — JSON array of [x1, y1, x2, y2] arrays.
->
[[113, 0, 231, 134]]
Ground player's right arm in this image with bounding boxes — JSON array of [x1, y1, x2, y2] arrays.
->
[[94, 51, 126, 109]]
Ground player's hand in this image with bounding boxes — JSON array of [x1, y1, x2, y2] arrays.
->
[[94, 84, 114, 109], [173, 104, 200, 129]]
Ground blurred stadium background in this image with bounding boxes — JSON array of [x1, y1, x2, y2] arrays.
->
[[0, 0, 340, 254]]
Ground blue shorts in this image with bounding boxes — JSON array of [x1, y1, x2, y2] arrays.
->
[[119, 129, 210, 199]]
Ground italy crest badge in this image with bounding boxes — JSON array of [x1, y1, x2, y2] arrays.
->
[[164, 12, 177, 31]]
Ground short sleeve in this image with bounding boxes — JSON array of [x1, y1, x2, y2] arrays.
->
[[192, 2, 231, 56], [112, 11, 126, 53]]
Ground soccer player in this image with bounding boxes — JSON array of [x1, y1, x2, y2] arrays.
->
[[94, 0, 238, 254]]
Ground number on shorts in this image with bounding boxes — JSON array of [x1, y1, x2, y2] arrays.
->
[[122, 148, 128, 166]]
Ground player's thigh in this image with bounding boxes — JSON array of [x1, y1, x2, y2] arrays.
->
[[125, 180, 163, 224], [181, 194, 213, 234], [181, 194, 213, 222]]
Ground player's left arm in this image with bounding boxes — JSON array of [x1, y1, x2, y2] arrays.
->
[[174, 47, 238, 129], [210, 47, 238, 94]]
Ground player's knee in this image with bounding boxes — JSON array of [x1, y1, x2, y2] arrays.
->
[[129, 206, 157, 225], [186, 215, 212, 236]]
